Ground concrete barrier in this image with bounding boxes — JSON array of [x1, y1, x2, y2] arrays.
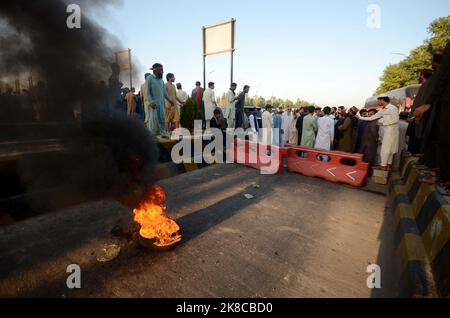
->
[[387, 154, 450, 297]]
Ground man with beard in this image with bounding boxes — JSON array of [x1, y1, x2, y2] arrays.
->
[[147, 63, 173, 137]]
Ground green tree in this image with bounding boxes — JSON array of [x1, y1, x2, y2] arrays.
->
[[180, 98, 202, 131], [375, 16, 449, 95]]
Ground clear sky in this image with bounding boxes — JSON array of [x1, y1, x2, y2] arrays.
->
[[95, 0, 450, 107]]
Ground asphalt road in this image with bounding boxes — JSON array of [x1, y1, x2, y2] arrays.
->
[[0, 164, 399, 297]]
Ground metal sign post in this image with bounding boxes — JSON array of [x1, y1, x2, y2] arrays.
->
[[202, 19, 236, 89], [128, 48, 133, 89]]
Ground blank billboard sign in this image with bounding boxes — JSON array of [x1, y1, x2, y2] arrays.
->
[[203, 19, 235, 56], [115, 49, 131, 71]]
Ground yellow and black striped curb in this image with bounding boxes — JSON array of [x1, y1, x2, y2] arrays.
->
[[387, 155, 450, 297]]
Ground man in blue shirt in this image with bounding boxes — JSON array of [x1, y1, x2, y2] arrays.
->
[[147, 63, 173, 137], [272, 109, 283, 146]]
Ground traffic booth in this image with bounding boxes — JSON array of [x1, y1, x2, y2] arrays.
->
[[228, 138, 287, 175], [286, 146, 369, 187]]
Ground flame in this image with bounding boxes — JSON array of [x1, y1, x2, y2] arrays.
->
[[133, 185, 181, 247]]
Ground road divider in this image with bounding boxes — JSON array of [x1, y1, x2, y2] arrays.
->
[[387, 154, 450, 297]]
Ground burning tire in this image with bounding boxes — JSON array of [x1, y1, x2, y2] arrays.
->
[[133, 185, 182, 252], [138, 230, 182, 252]]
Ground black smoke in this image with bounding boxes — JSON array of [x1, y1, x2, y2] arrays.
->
[[0, 0, 157, 212]]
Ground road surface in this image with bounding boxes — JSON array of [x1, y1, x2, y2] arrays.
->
[[0, 164, 399, 297]]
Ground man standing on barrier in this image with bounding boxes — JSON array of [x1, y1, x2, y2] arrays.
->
[[359, 96, 399, 171]]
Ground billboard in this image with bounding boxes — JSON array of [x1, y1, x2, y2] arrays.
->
[[115, 49, 131, 71], [203, 19, 235, 56]]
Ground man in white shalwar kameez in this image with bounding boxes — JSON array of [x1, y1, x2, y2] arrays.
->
[[203, 82, 217, 128], [281, 109, 293, 147], [315, 106, 335, 151], [359, 96, 399, 170], [249, 107, 260, 143], [261, 104, 273, 145], [225, 83, 238, 128]]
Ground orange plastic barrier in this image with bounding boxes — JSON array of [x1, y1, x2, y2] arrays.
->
[[286, 146, 369, 187], [228, 138, 287, 175]]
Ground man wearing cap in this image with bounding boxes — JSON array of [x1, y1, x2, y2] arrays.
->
[[147, 63, 173, 137], [203, 82, 217, 128], [414, 42, 450, 192], [359, 97, 399, 170]]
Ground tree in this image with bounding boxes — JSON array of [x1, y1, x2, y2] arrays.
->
[[375, 16, 449, 95], [180, 98, 202, 131]]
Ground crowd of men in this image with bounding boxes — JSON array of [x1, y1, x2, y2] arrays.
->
[[3, 41, 449, 195], [240, 101, 408, 171], [118, 63, 253, 137], [119, 63, 411, 177]]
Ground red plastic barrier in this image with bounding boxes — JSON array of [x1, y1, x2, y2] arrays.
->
[[228, 138, 287, 175], [286, 146, 369, 187]]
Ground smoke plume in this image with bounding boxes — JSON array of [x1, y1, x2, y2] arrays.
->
[[0, 0, 157, 212]]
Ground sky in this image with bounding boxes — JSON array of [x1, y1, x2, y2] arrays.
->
[[94, 0, 450, 107]]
